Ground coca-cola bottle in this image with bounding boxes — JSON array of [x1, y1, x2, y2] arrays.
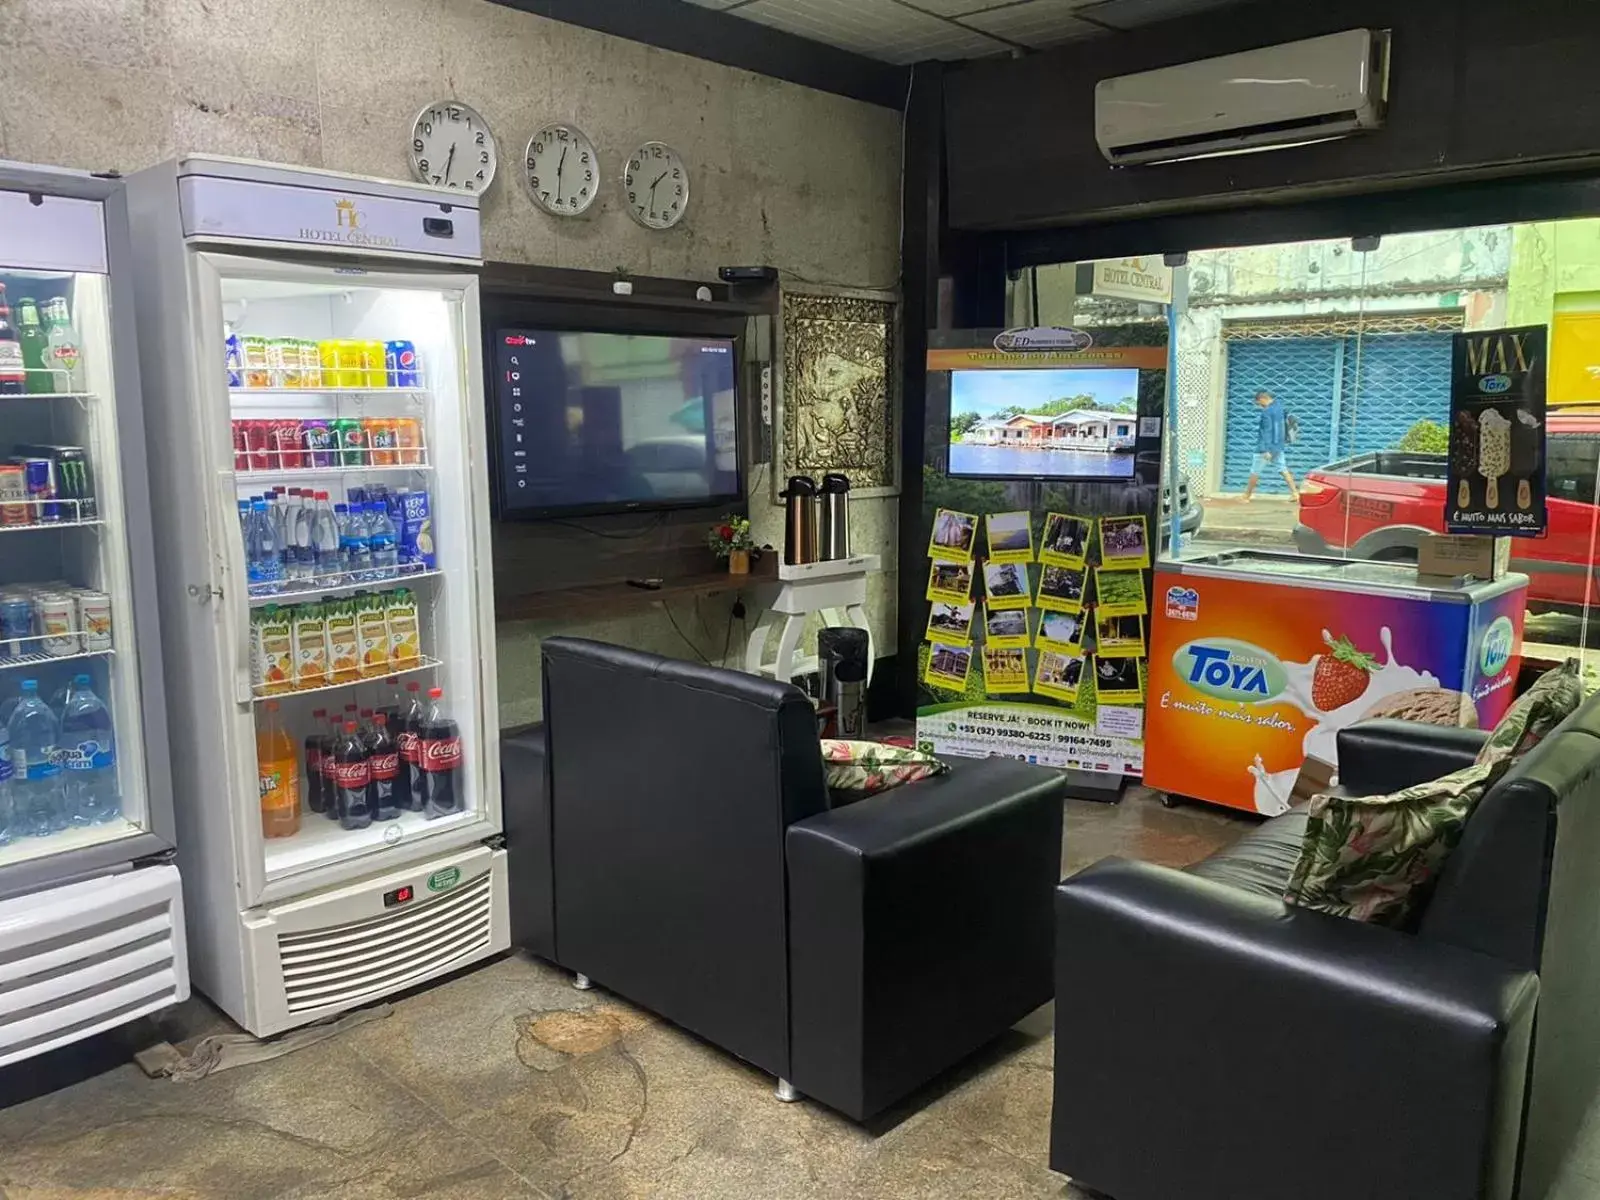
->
[[376, 675, 403, 731], [420, 686, 463, 819], [333, 720, 372, 830], [304, 707, 332, 815], [400, 680, 426, 812], [319, 709, 341, 820], [366, 712, 401, 821]]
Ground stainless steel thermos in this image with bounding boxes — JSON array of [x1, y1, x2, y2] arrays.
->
[[819, 625, 870, 738], [819, 473, 851, 561], [782, 475, 820, 565]]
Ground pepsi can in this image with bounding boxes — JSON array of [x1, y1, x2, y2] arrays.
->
[[19, 458, 58, 523], [385, 340, 420, 388]]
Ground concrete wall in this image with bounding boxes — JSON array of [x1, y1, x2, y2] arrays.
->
[[0, 0, 904, 726]]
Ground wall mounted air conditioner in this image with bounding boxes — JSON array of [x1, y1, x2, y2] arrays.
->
[[1095, 29, 1390, 166]]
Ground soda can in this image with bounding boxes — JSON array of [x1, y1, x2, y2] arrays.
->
[[385, 340, 420, 388], [334, 340, 365, 388], [269, 337, 301, 388], [44, 446, 95, 520], [0, 596, 33, 659], [271, 418, 306, 470], [243, 420, 273, 472], [36, 593, 77, 656], [362, 341, 388, 389], [302, 419, 335, 468], [297, 339, 324, 389], [366, 417, 399, 466], [241, 336, 272, 388], [75, 590, 113, 653], [394, 418, 423, 465], [19, 457, 59, 523], [232, 420, 251, 470], [336, 418, 369, 466], [0, 463, 28, 525], [225, 332, 243, 389]]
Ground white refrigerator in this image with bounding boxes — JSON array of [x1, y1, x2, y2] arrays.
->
[[0, 161, 186, 1066], [126, 157, 506, 1037]]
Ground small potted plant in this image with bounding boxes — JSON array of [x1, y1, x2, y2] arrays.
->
[[707, 515, 755, 575]]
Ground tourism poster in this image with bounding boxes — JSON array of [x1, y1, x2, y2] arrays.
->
[[982, 647, 1031, 695], [929, 508, 980, 563], [1094, 656, 1144, 704], [1094, 568, 1147, 617], [1099, 514, 1150, 569], [985, 511, 1035, 564], [1095, 613, 1145, 658], [1039, 512, 1092, 569], [1033, 652, 1086, 704], [984, 605, 1032, 650], [924, 642, 974, 691], [982, 561, 1031, 610], [1035, 609, 1086, 655], [926, 559, 975, 604], [926, 601, 975, 646], [1035, 565, 1086, 614]]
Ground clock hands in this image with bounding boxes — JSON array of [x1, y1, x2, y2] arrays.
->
[[648, 168, 669, 213], [444, 143, 456, 183], [556, 145, 567, 203]]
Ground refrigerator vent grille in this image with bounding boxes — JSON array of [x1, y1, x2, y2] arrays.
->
[[277, 871, 493, 1014]]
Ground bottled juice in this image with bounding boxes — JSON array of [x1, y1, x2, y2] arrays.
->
[[385, 588, 420, 666], [292, 601, 330, 689], [327, 596, 362, 683], [250, 605, 294, 695], [258, 700, 301, 838], [357, 591, 391, 677]]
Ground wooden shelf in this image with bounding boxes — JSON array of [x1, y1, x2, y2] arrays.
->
[[496, 568, 770, 622]]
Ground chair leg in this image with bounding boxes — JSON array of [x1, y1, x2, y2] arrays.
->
[[774, 1078, 802, 1103], [573, 973, 594, 991]]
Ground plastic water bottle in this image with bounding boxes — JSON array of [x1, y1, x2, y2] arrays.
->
[[59, 674, 117, 824], [367, 501, 398, 579], [287, 488, 313, 588], [246, 499, 283, 593], [8, 679, 63, 836], [343, 502, 372, 583], [311, 491, 339, 585], [0, 703, 12, 846]]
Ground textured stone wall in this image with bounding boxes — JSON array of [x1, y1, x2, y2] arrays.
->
[[0, 0, 904, 725]]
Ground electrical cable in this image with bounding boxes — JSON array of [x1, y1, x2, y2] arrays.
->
[[663, 600, 712, 665], [547, 511, 668, 540]]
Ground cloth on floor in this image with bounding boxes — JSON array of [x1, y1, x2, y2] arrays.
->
[[161, 1003, 392, 1082]]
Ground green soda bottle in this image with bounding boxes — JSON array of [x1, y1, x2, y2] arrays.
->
[[43, 297, 83, 393], [17, 299, 51, 393]]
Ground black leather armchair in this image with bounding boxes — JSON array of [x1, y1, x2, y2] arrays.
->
[[1050, 702, 1600, 1200], [505, 636, 1068, 1121]]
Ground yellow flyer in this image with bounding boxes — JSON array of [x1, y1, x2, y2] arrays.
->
[[1095, 613, 1145, 658], [982, 561, 1031, 610], [1033, 650, 1086, 703], [1094, 568, 1147, 617], [1099, 514, 1151, 569], [929, 508, 979, 564], [1093, 655, 1144, 704], [924, 641, 974, 692], [926, 600, 975, 647], [983, 605, 1032, 650], [1034, 564, 1086, 614], [982, 647, 1031, 695], [1035, 608, 1086, 654], [984, 511, 1035, 565], [926, 559, 975, 604], [1039, 512, 1092, 569]]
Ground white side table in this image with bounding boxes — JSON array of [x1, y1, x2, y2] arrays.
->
[[745, 554, 881, 685]]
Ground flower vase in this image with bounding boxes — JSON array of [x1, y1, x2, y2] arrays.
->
[[728, 549, 750, 576]]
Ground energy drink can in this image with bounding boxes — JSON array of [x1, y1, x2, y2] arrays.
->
[[0, 463, 28, 525], [19, 457, 58, 523], [75, 590, 113, 652], [36, 593, 77, 656]]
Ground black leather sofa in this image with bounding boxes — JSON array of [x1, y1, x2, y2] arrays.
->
[[502, 636, 1068, 1121], [1049, 702, 1600, 1200]]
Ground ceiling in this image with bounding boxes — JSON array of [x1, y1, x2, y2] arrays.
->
[[680, 0, 1248, 64]]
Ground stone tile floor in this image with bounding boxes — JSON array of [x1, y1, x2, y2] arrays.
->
[[2, 790, 1597, 1199]]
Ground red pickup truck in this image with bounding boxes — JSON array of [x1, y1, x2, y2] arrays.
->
[[1293, 410, 1600, 608]]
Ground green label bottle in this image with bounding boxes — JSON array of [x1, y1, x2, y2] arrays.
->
[[17, 299, 51, 393], [43, 297, 83, 393]]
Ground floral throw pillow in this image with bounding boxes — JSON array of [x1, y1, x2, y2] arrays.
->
[[1474, 659, 1584, 769], [821, 739, 949, 805]]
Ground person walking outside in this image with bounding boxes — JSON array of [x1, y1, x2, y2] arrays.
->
[[1243, 389, 1299, 502]]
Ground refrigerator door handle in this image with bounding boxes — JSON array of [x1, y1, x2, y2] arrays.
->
[[218, 472, 254, 707]]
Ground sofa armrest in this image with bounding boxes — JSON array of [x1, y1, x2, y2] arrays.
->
[[1336, 718, 1490, 795], [785, 757, 1066, 1119], [1051, 858, 1537, 1200]]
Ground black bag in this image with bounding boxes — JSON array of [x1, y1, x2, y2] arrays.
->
[[1285, 413, 1300, 445]]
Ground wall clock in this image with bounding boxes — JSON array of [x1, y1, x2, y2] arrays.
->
[[621, 142, 688, 230], [410, 101, 497, 193], [525, 124, 599, 217]]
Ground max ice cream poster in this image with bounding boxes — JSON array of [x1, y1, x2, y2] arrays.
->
[[1144, 574, 1523, 816], [1446, 324, 1547, 536]]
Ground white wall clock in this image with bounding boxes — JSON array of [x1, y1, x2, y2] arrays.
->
[[410, 101, 497, 193], [525, 124, 599, 217], [621, 142, 689, 230]]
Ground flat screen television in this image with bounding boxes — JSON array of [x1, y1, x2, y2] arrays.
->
[[491, 327, 741, 517], [947, 367, 1141, 481]]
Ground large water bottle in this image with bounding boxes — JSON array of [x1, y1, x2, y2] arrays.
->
[[59, 674, 118, 825], [8, 679, 63, 836], [367, 502, 398, 579], [343, 502, 372, 583], [310, 491, 340, 585], [0, 701, 12, 846], [246, 499, 283, 594]]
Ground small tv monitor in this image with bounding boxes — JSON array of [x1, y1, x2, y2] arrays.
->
[[947, 367, 1140, 480], [492, 328, 741, 517]]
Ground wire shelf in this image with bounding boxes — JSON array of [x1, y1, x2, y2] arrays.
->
[[0, 503, 104, 534], [252, 654, 441, 703], [0, 391, 95, 402], [232, 421, 431, 477], [229, 386, 430, 397], [248, 567, 442, 605], [0, 637, 115, 671], [237, 462, 433, 484]]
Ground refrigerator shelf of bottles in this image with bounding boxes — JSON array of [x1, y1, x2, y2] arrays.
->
[[0, 642, 114, 672], [0, 514, 104, 535], [248, 567, 442, 606], [251, 654, 441, 703], [229, 386, 431, 398], [263, 804, 478, 879], [237, 462, 433, 485]]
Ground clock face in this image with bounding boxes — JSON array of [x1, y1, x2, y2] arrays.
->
[[410, 101, 497, 193], [622, 142, 689, 230], [524, 124, 599, 217]]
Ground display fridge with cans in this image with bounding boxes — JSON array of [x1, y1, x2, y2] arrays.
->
[[125, 157, 506, 1037], [0, 161, 186, 1066]]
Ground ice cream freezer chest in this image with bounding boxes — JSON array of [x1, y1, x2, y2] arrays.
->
[[1144, 551, 1527, 816]]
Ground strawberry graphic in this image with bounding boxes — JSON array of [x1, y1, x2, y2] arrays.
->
[[1311, 634, 1377, 711]]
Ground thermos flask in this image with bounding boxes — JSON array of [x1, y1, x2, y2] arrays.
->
[[782, 475, 820, 565], [819, 473, 851, 561]]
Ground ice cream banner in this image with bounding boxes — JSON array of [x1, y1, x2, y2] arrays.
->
[[1446, 324, 1547, 536], [1144, 568, 1524, 816]]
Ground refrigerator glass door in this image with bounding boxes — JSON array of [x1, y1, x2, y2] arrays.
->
[[191, 254, 499, 904], [0, 269, 152, 867]]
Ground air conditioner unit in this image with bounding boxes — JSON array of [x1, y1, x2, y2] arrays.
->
[[1095, 29, 1390, 166]]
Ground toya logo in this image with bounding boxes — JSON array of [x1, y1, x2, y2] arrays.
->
[[1174, 639, 1287, 703], [1480, 616, 1515, 677], [1480, 374, 1512, 394]]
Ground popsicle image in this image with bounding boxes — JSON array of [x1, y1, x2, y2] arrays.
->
[[1512, 408, 1542, 511], [1478, 408, 1511, 510], [1452, 409, 1479, 510]]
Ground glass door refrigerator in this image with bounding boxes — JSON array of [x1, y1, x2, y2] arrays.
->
[[0, 161, 185, 1066], [126, 157, 505, 1037]]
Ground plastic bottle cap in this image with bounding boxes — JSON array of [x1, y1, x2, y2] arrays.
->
[[385, 677, 398, 684], [360, 709, 373, 718], [21, 680, 37, 692], [345, 722, 358, 732], [312, 708, 326, 718], [74, 673, 89, 684], [265, 700, 279, 712], [374, 714, 387, 725], [429, 687, 443, 699], [407, 682, 420, 691]]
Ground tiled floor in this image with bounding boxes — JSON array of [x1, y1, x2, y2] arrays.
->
[[1, 791, 1595, 1199]]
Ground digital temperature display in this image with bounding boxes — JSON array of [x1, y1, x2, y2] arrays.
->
[[383, 885, 415, 908]]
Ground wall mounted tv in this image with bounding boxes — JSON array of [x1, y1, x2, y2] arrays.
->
[[947, 367, 1141, 481], [491, 328, 742, 518]]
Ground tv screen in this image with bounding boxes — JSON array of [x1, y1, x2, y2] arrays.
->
[[492, 329, 741, 516], [948, 367, 1141, 480]]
